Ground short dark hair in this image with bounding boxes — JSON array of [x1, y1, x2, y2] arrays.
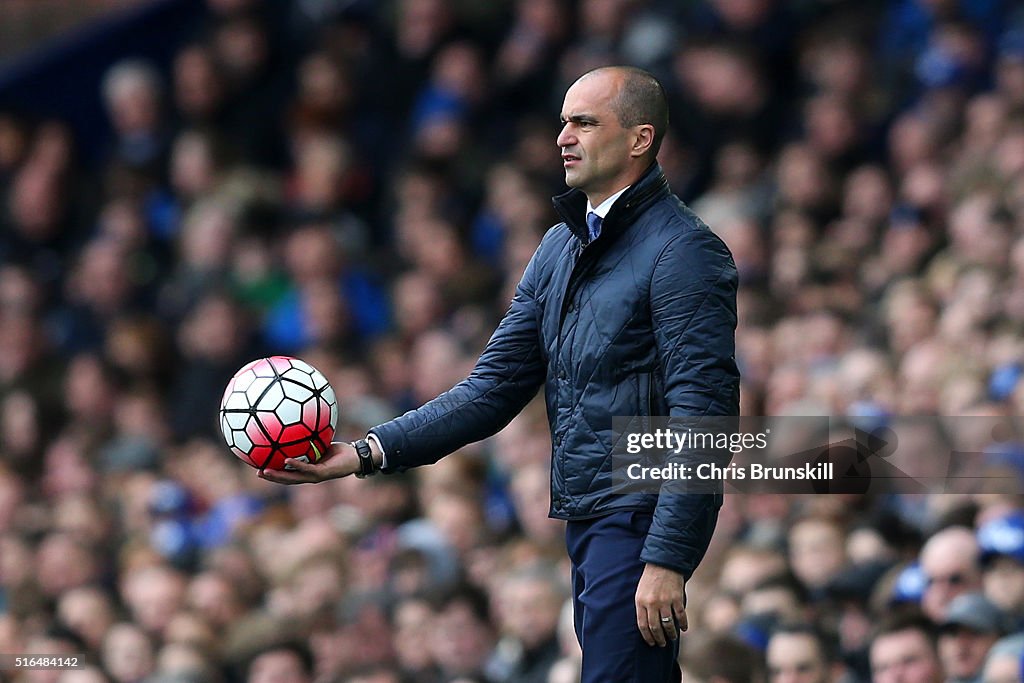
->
[[681, 632, 765, 683], [870, 609, 938, 650], [769, 622, 838, 664], [245, 640, 314, 679], [602, 66, 669, 158]]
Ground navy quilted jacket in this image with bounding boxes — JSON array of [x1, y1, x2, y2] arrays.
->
[[371, 163, 740, 577]]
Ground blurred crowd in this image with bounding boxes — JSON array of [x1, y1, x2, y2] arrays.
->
[[3, 0, 1024, 681]]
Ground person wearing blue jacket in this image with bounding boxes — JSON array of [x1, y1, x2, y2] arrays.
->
[[261, 65, 740, 682]]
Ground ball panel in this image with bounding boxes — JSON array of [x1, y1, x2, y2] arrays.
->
[[250, 358, 278, 378], [289, 358, 316, 375], [249, 445, 272, 469], [301, 398, 320, 430], [245, 417, 273, 447], [223, 391, 250, 412], [257, 381, 285, 412], [244, 376, 274, 405], [310, 369, 330, 391], [279, 422, 314, 444], [281, 366, 310, 383], [316, 396, 334, 431], [255, 412, 284, 441], [224, 411, 250, 430], [232, 429, 253, 455], [277, 398, 303, 425], [281, 380, 313, 403], [269, 356, 292, 373], [279, 439, 313, 459], [220, 413, 234, 446], [231, 369, 258, 393]]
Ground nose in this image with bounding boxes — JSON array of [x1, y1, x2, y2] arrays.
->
[[557, 123, 575, 148]]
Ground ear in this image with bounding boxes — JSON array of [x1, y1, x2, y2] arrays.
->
[[630, 124, 655, 158]]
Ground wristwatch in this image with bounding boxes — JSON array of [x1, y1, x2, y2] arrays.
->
[[352, 438, 377, 478]]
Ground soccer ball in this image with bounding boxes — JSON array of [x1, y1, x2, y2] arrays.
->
[[219, 356, 338, 470]]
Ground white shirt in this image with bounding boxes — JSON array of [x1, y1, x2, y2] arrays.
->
[[588, 186, 631, 220]]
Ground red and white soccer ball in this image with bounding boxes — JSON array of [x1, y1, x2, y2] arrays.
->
[[219, 356, 338, 471]]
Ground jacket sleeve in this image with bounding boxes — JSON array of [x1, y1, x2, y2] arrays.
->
[[369, 244, 548, 472], [639, 225, 740, 579]]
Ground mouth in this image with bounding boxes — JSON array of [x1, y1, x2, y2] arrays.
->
[[562, 152, 580, 167]]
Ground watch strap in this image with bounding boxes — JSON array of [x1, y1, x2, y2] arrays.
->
[[352, 439, 376, 478]]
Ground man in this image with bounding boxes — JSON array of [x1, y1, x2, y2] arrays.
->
[[787, 516, 848, 594], [766, 624, 844, 683], [869, 612, 944, 683], [486, 564, 566, 683], [977, 512, 1024, 622], [919, 527, 983, 623], [979, 632, 1024, 683], [936, 593, 1006, 683], [261, 66, 739, 682], [679, 632, 766, 683]]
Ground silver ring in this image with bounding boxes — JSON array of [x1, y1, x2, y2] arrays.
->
[[660, 616, 673, 623]]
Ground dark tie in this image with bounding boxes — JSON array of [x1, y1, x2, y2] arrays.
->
[[586, 211, 603, 242]]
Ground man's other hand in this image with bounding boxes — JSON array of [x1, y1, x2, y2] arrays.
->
[[635, 563, 687, 647]]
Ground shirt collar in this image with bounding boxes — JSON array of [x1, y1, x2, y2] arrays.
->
[[586, 185, 631, 219]]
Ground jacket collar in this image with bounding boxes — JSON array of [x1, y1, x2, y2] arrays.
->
[[552, 162, 670, 244]]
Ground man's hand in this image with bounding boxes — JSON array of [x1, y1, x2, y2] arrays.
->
[[635, 563, 687, 647], [257, 441, 361, 484]]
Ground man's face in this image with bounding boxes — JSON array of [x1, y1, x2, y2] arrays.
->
[[500, 577, 561, 650], [921, 554, 979, 622], [556, 71, 636, 203], [431, 602, 493, 674], [247, 650, 310, 683], [981, 652, 1021, 683], [788, 520, 845, 589], [938, 627, 998, 680], [983, 556, 1024, 612], [869, 629, 942, 683], [766, 632, 830, 683]]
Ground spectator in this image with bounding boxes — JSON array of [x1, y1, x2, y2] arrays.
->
[[102, 622, 156, 683], [101, 59, 168, 178], [978, 512, 1024, 621], [430, 585, 496, 681], [766, 624, 846, 683], [869, 611, 944, 683], [788, 516, 848, 596], [937, 593, 1007, 683], [487, 563, 566, 683], [979, 633, 1024, 683], [680, 631, 767, 683], [920, 527, 983, 623]]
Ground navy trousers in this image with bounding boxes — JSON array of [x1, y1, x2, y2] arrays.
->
[[566, 505, 718, 683]]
